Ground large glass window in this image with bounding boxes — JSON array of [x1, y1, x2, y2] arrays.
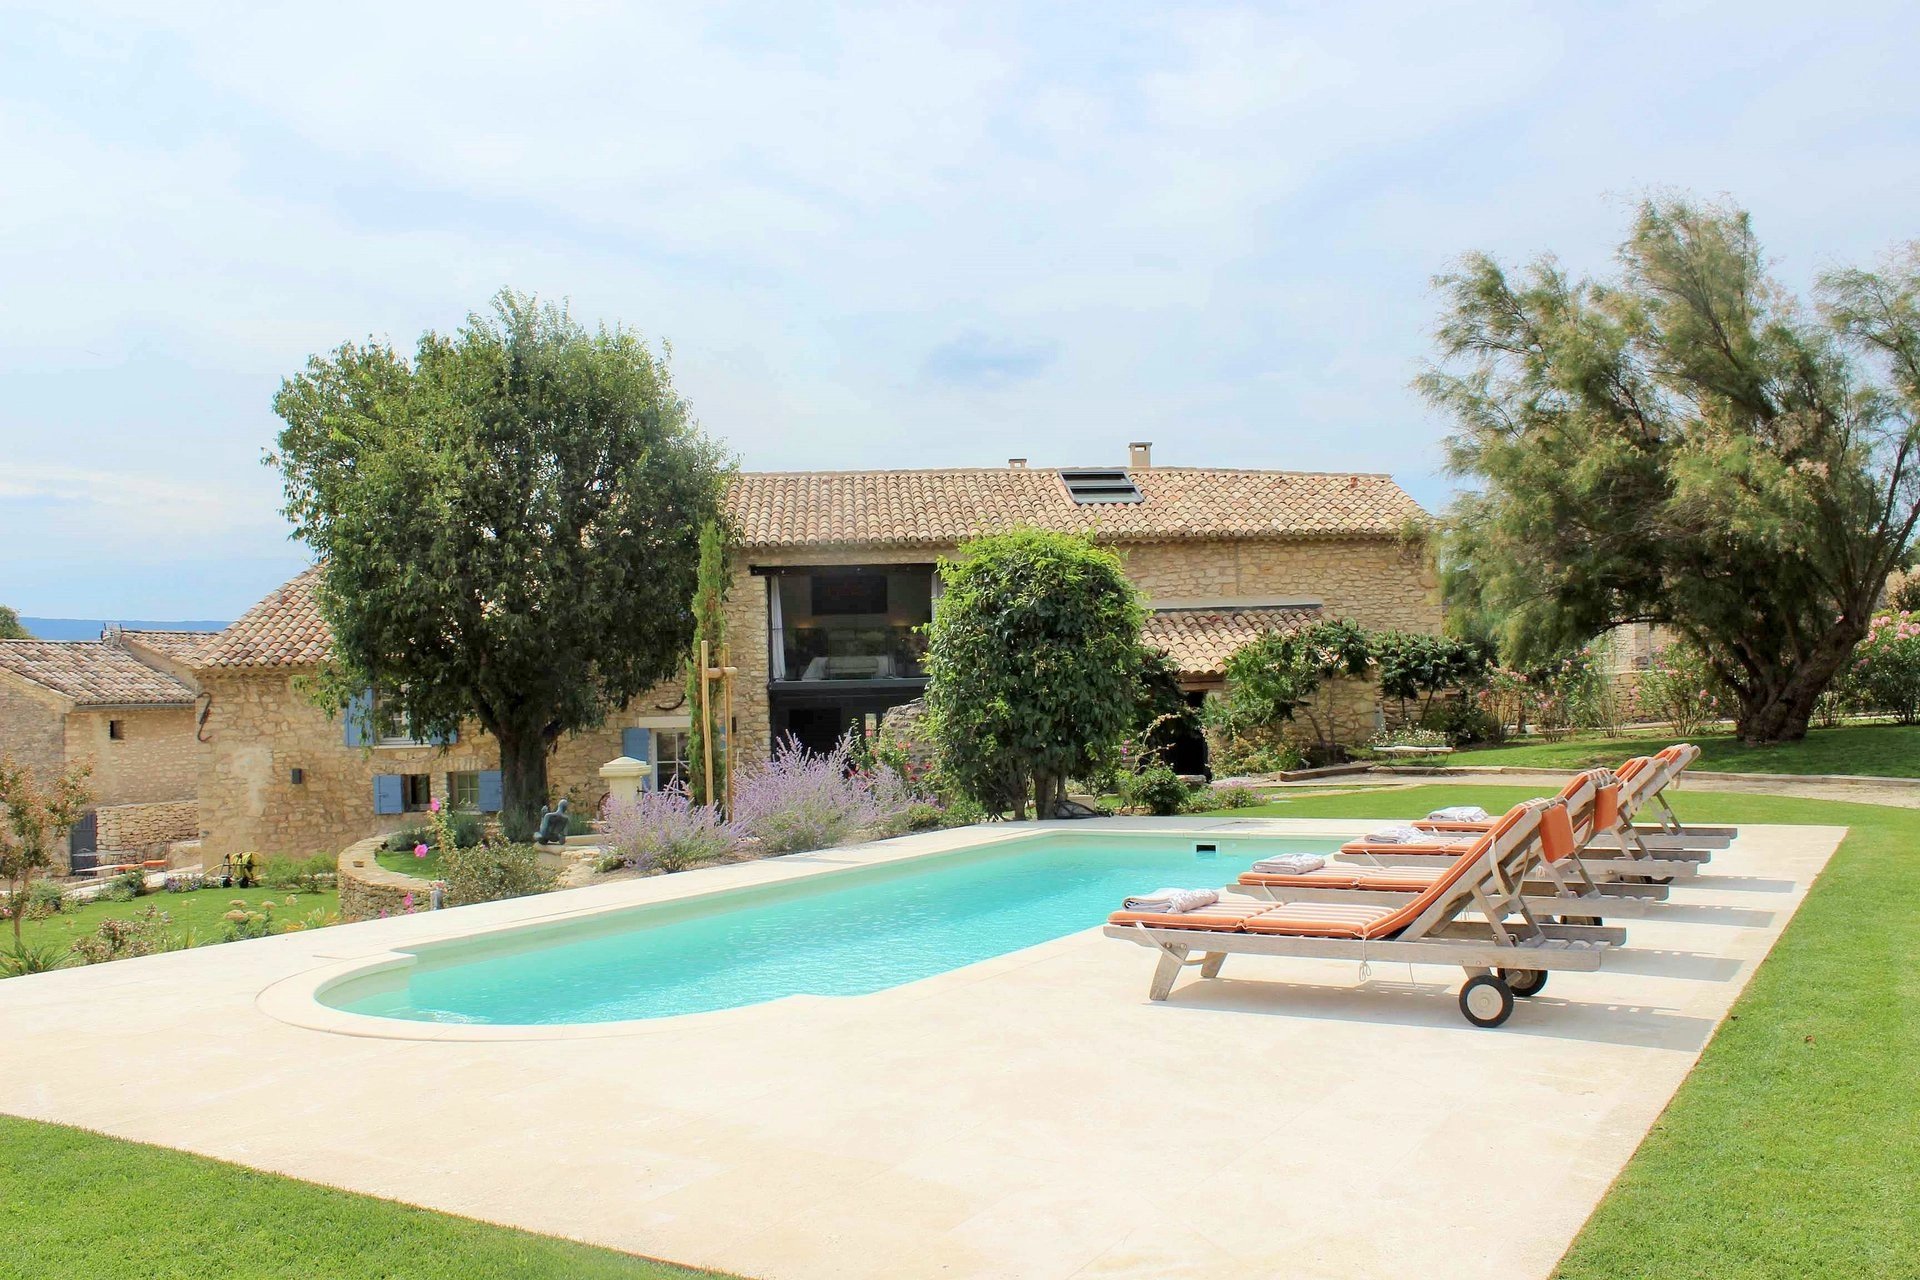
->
[[771, 568, 933, 681], [447, 771, 481, 810]]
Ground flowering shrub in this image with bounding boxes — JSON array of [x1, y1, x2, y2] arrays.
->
[[730, 735, 910, 854], [435, 842, 556, 906], [603, 785, 738, 873], [1844, 610, 1920, 723], [1209, 783, 1259, 809], [70, 907, 177, 964], [1367, 726, 1450, 750], [1635, 643, 1727, 736]]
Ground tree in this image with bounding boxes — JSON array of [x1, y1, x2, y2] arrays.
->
[[1424, 197, 1920, 743], [0, 606, 28, 640], [1215, 619, 1372, 762], [1371, 631, 1495, 720], [925, 530, 1145, 820], [0, 755, 90, 947], [271, 291, 730, 835], [685, 520, 730, 808]]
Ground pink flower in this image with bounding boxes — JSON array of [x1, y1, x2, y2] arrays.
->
[[429, 798, 441, 813], [402, 893, 415, 910], [414, 844, 428, 858]]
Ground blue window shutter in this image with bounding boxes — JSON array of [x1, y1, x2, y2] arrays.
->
[[476, 770, 502, 813], [373, 774, 404, 815], [343, 689, 374, 747], [622, 728, 655, 791]]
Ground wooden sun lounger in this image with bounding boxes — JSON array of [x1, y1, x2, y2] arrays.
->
[[1106, 803, 1622, 1028]]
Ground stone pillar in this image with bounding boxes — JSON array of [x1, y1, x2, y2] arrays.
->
[[598, 756, 652, 809]]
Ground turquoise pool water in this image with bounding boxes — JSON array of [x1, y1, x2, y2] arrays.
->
[[326, 832, 1332, 1026]]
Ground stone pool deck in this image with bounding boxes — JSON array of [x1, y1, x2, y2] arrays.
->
[[0, 817, 1842, 1280]]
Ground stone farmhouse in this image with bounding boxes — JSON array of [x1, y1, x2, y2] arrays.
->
[[0, 629, 208, 870], [191, 446, 1439, 860]]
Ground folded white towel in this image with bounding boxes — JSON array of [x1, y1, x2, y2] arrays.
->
[[1428, 805, 1490, 822], [1362, 825, 1430, 844], [1122, 888, 1219, 914], [1251, 853, 1327, 874]]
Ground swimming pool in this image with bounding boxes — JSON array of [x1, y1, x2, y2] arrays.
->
[[322, 831, 1334, 1026]]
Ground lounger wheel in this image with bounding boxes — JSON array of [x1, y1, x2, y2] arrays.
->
[[1459, 975, 1515, 1028], [1499, 968, 1548, 998]]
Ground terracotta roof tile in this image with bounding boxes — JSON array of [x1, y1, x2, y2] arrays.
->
[[0, 640, 197, 706], [118, 630, 216, 663], [196, 566, 333, 669], [724, 467, 1424, 550], [1143, 604, 1323, 680]]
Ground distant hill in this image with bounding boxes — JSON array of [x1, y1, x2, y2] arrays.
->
[[19, 618, 229, 642]]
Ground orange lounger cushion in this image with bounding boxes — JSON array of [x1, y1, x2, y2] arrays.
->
[[1241, 902, 1400, 938], [1339, 837, 1476, 857], [1106, 901, 1273, 931], [1239, 867, 1440, 893]]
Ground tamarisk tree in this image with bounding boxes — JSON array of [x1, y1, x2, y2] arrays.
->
[[1425, 197, 1920, 742], [272, 291, 729, 834]]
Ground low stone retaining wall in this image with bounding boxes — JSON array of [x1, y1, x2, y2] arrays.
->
[[97, 800, 199, 855], [336, 836, 434, 922]]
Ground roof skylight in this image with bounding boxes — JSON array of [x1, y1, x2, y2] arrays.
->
[[1059, 468, 1144, 504]]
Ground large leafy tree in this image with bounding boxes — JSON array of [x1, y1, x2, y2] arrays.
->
[[271, 291, 730, 833], [926, 530, 1145, 820], [1425, 198, 1920, 743]]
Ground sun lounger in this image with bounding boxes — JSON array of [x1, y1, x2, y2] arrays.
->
[[1106, 803, 1624, 1027], [1242, 794, 1670, 920]]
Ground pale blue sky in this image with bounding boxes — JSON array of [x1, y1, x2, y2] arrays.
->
[[3, 2, 1917, 618]]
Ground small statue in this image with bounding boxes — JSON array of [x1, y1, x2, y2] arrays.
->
[[535, 798, 571, 846]]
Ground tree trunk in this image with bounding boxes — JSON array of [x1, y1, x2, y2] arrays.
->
[[1732, 630, 1862, 744], [496, 727, 552, 842], [1033, 770, 1061, 821]]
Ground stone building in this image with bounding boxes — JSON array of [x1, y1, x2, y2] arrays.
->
[[193, 446, 1439, 858], [0, 630, 209, 870]]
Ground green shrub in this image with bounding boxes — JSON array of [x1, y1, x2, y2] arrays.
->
[[1635, 643, 1729, 736], [384, 825, 433, 853], [70, 908, 177, 964], [100, 870, 145, 904], [1417, 698, 1498, 745], [1116, 761, 1194, 816], [0, 942, 74, 977], [436, 842, 557, 907], [1209, 783, 1259, 809], [218, 903, 274, 942], [260, 853, 337, 893], [26, 880, 66, 915]]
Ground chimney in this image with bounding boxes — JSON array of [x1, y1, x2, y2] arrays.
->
[[1128, 441, 1152, 469], [1008, 457, 1027, 469]]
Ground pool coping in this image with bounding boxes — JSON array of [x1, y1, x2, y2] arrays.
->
[[258, 816, 1376, 1042]]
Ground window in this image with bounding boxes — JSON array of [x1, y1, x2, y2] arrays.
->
[[108, 719, 125, 740], [401, 774, 433, 812], [1059, 468, 1143, 504], [654, 728, 691, 792], [447, 771, 480, 811], [374, 695, 429, 747]]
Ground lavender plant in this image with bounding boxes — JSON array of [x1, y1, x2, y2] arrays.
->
[[729, 735, 911, 854], [603, 784, 737, 873]]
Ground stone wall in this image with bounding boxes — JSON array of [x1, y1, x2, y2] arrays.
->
[[65, 705, 202, 808], [335, 836, 432, 922], [197, 669, 687, 861], [96, 800, 199, 854], [0, 675, 67, 788], [1116, 538, 1442, 633]]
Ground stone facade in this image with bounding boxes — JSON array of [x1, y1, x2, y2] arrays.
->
[[95, 800, 199, 854], [197, 668, 686, 860], [1117, 538, 1441, 632], [0, 675, 67, 791]]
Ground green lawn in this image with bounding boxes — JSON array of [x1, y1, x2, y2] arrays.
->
[[1447, 720, 1920, 777], [1208, 784, 1919, 1278], [376, 846, 444, 879], [14, 885, 340, 955], [0, 1115, 731, 1279]]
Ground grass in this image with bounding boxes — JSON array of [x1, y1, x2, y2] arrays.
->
[[376, 846, 445, 879], [1206, 783, 1919, 1278], [1448, 720, 1920, 777], [11, 884, 340, 955], [0, 1115, 731, 1279]]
